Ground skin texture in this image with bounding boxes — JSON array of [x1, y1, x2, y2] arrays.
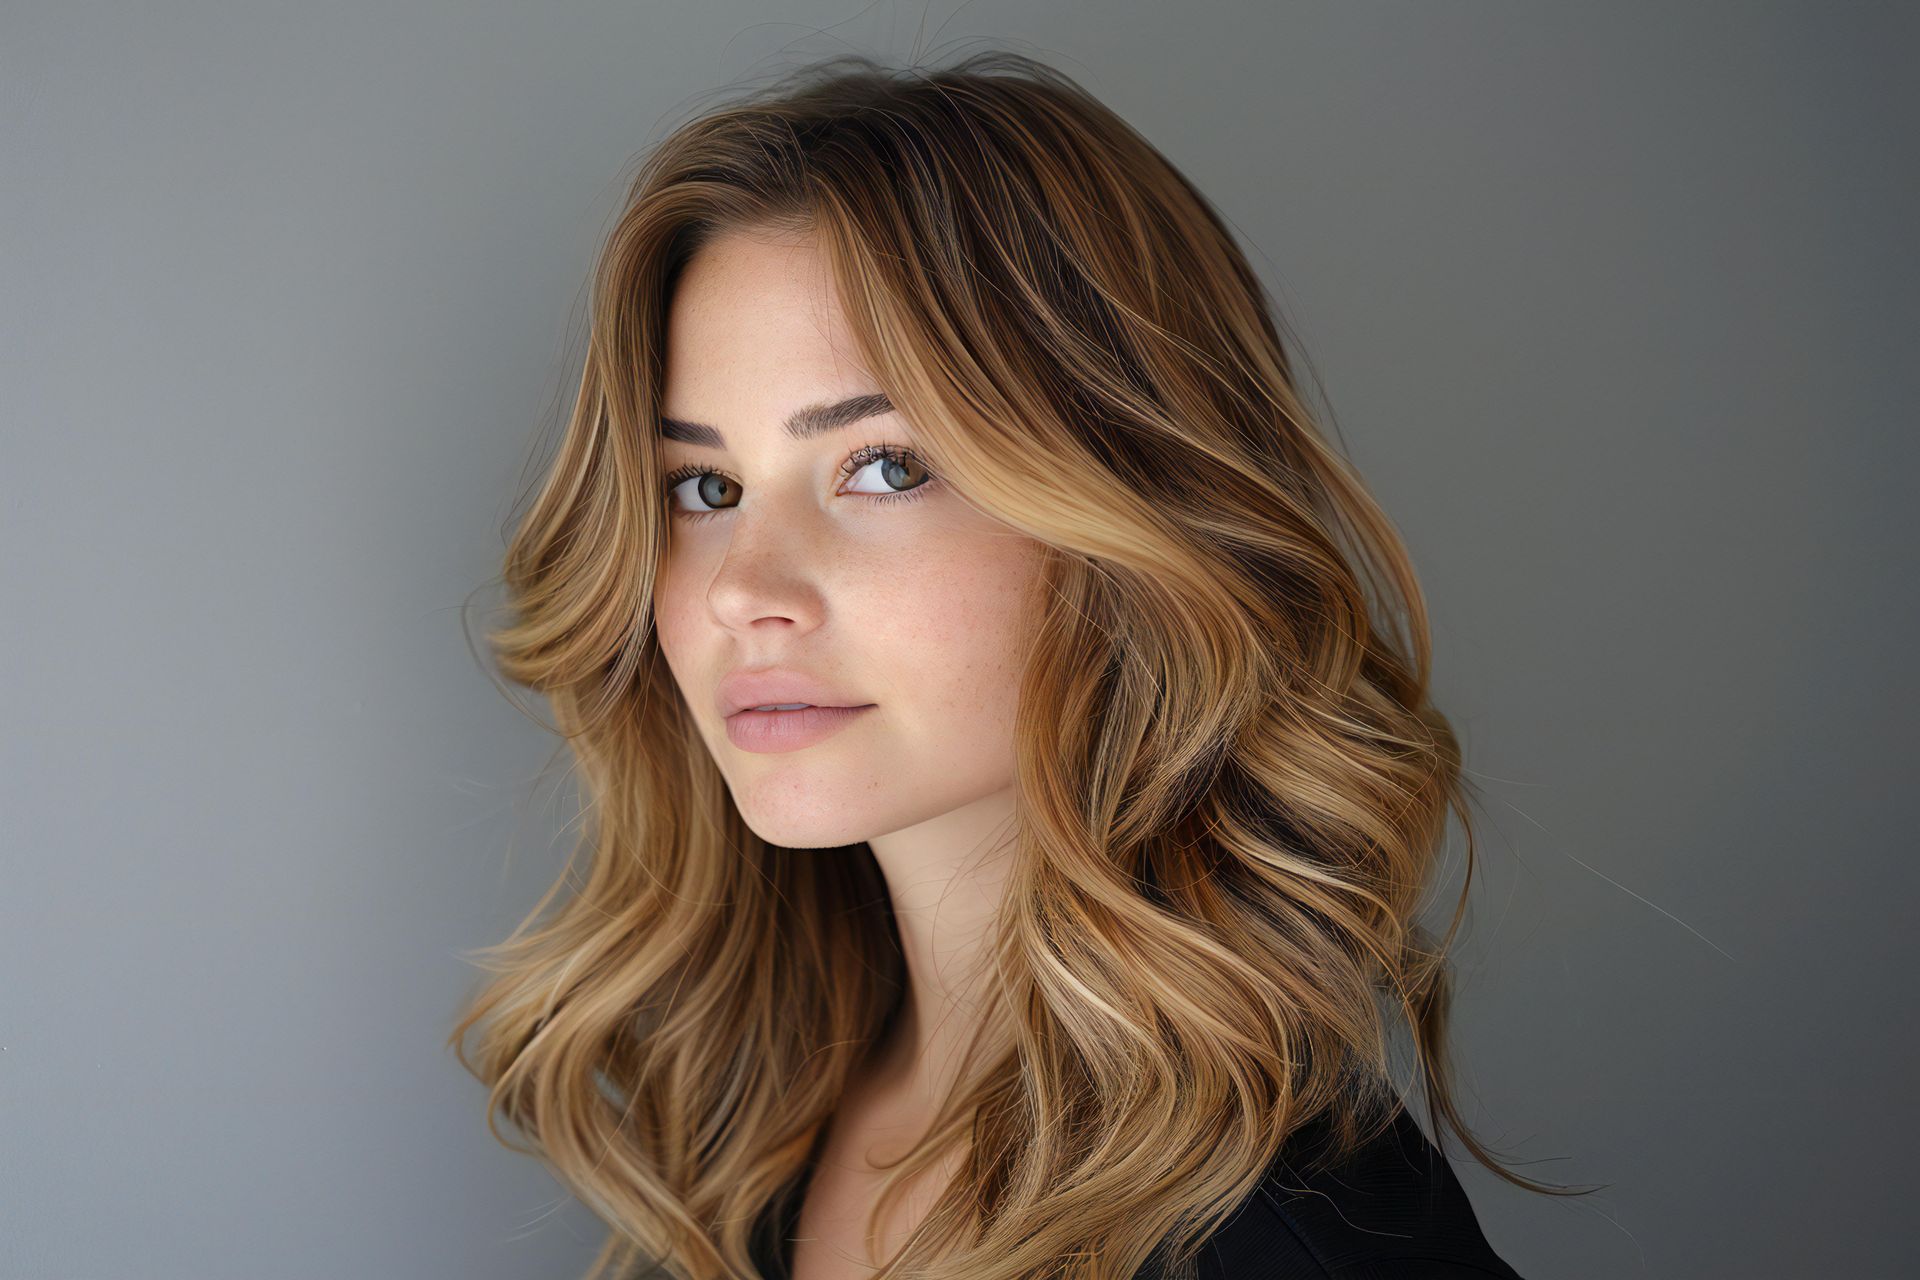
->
[[652, 228, 1046, 1275]]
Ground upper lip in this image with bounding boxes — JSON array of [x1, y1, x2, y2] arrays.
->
[[715, 668, 875, 718]]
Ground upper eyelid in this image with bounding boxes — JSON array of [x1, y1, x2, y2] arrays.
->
[[661, 443, 924, 488]]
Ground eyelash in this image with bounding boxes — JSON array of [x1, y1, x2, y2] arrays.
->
[[662, 442, 938, 523]]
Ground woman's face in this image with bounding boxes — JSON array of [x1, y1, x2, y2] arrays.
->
[[652, 228, 1046, 849]]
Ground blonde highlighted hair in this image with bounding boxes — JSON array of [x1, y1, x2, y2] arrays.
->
[[450, 49, 1580, 1280]]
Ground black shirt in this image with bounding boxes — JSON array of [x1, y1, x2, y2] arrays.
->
[[759, 1105, 1524, 1279], [1167, 1105, 1525, 1279]]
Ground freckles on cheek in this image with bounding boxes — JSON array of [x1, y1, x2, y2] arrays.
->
[[895, 551, 1034, 702], [650, 572, 704, 659]]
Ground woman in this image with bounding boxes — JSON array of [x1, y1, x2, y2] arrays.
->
[[450, 50, 1579, 1280]]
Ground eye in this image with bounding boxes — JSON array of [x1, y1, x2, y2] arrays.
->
[[665, 469, 739, 518], [841, 445, 934, 499], [662, 444, 938, 522]]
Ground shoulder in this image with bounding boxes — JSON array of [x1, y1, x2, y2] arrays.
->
[[1181, 1106, 1527, 1280]]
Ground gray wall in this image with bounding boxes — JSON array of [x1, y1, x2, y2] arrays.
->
[[4, 3, 1913, 1277]]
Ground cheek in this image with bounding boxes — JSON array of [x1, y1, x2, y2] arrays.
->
[[649, 557, 705, 685], [854, 531, 1040, 723]]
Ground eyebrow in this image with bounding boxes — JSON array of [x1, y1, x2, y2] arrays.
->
[[657, 392, 896, 448]]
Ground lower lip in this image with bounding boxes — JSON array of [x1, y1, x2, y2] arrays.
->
[[723, 704, 876, 753]]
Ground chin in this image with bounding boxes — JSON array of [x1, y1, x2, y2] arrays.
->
[[722, 773, 889, 849], [737, 808, 880, 850]]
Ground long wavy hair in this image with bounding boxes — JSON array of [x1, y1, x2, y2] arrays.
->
[[449, 48, 1581, 1280]]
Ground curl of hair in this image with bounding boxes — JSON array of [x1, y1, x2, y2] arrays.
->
[[449, 49, 1585, 1280]]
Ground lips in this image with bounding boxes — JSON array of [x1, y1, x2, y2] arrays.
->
[[724, 703, 876, 753], [714, 667, 876, 719]]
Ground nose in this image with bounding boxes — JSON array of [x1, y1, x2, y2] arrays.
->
[[699, 501, 831, 635]]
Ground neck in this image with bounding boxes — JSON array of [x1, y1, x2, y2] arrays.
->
[[861, 784, 1019, 1107]]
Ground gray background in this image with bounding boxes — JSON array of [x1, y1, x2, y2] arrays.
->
[[3, 3, 1914, 1278]]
